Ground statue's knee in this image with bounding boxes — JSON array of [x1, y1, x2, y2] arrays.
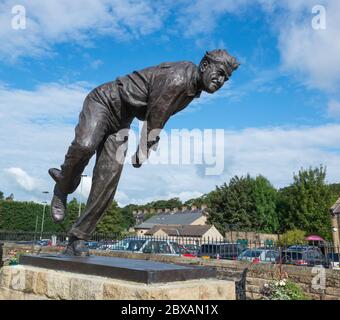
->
[[73, 141, 97, 156]]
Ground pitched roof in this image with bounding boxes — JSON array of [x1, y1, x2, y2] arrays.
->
[[135, 209, 204, 229], [331, 197, 340, 214], [145, 224, 214, 237]]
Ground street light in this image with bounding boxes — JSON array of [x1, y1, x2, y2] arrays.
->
[[78, 174, 87, 217], [40, 191, 49, 240]]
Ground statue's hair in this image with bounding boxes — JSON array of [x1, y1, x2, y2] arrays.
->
[[200, 49, 240, 76]]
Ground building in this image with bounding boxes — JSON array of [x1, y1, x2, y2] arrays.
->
[[134, 205, 208, 236], [330, 197, 340, 253], [144, 224, 223, 243]]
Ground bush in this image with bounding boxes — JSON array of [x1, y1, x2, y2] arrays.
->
[[277, 229, 307, 247], [260, 279, 309, 300]]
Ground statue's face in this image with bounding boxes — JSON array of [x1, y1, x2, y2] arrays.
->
[[200, 61, 228, 93]]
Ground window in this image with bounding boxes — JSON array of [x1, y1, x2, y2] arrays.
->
[[265, 251, 278, 259], [142, 241, 171, 254]]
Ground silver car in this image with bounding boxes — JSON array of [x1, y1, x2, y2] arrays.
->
[[109, 238, 180, 256], [238, 248, 279, 263]]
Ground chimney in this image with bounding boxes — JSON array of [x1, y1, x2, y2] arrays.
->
[[181, 206, 187, 212], [191, 205, 197, 211]]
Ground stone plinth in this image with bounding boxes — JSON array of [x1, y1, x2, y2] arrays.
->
[[19, 254, 216, 284], [0, 265, 236, 300]]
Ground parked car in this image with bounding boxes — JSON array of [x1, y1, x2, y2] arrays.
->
[[237, 248, 279, 263], [327, 253, 340, 269], [109, 238, 147, 252], [197, 243, 247, 260], [85, 241, 100, 250], [170, 243, 198, 258], [97, 240, 119, 251], [181, 244, 200, 256], [37, 239, 52, 246], [277, 246, 329, 268], [109, 237, 180, 256]]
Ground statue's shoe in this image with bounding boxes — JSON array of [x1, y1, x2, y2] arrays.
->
[[48, 168, 62, 185], [51, 184, 67, 223], [63, 237, 89, 257], [48, 168, 67, 223]]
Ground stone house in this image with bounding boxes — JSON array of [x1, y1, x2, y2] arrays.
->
[[330, 197, 340, 253], [134, 205, 208, 236], [144, 224, 223, 243]]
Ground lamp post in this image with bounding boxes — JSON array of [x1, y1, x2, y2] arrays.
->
[[40, 191, 49, 240], [78, 174, 87, 217], [33, 213, 39, 243]]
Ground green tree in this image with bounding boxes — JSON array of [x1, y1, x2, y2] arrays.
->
[[0, 198, 81, 233], [277, 166, 333, 240], [207, 175, 278, 234], [58, 198, 81, 232], [277, 230, 307, 246], [95, 201, 131, 234], [120, 205, 136, 228], [254, 176, 279, 233], [328, 183, 340, 203], [0, 191, 4, 201]]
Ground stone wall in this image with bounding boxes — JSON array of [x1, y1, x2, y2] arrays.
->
[[224, 231, 279, 244], [90, 250, 340, 300], [1, 243, 340, 300], [0, 265, 235, 300]]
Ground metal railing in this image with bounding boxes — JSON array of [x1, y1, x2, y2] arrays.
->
[[0, 231, 121, 243], [0, 231, 339, 268]]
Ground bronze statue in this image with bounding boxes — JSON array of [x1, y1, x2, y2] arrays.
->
[[49, 49, 239, 256]]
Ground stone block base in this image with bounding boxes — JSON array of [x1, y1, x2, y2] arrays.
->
[[0, 265, 235, 300]]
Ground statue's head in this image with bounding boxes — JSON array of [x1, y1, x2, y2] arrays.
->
[[199, 49, 240, 93]]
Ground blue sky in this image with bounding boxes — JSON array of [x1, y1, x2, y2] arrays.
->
[[0, 0, 340, 206]]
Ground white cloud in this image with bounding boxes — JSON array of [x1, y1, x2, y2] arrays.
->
[[0, 0, 168, 60], [274, 0, 340, 91], [1, 82, 340, 204], [90, 59, 103, 70], [4, 167, 39, 191], [176, 0, 340, 93], [176, 0, 250, 37], [0, 82, 88, 201]]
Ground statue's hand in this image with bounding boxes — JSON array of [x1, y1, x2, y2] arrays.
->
[[131, 152, 142, 168]]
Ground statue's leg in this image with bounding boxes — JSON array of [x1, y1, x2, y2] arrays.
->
[[68, 131, 127, 242], [49, 96, 112, 223]]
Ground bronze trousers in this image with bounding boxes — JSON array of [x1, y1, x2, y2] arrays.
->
[[57, 93, 130, 240]]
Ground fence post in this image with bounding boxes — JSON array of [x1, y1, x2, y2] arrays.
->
[[0, 242, 4, 268]]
